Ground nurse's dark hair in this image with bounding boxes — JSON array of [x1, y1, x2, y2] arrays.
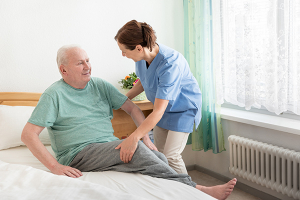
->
[[115, 20, 157, 52]]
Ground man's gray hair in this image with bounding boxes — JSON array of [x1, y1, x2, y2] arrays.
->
[[56, 44, 81, 67]]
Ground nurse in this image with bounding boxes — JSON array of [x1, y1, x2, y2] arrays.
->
[[114, 20, 202, 174]]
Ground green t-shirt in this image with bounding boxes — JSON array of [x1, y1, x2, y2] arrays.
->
[[28, 77, 128, 166]]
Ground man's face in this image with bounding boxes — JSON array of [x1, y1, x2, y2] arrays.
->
[[62, 48, 91, 89]]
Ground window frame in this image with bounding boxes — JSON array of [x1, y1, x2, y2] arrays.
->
[[221, 101, 300, 121]]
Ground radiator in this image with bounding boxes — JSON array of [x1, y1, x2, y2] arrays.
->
[[228, 135, 300, 200]]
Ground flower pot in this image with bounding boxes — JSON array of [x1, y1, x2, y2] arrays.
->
[[121, 88, 147, 101]]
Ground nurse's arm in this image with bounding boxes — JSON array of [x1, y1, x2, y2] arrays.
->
[[126, 80, 144, 100], [116, 99, 153, 163], [137, 98, 169, 149], [116, 98, 168, 163], [120, 98, 168, 142], [128, 98, 168, 141]]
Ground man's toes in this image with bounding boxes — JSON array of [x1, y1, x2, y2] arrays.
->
[[229, 179, 237, 186]]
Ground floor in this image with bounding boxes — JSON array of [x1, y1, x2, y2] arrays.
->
[[188, 170, 262, 200]]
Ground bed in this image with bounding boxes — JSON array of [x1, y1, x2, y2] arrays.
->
[[0, 92, 216, 200]]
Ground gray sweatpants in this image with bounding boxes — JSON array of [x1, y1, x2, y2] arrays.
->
[[69, 140, 197, 187]]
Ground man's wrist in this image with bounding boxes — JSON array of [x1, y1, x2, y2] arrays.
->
[[48, 161, 59, 171], [142, 134, 150, 140]]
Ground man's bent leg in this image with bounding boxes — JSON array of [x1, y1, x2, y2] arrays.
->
[[69, 141, 124, 172], [130, 141, 196, 187], [151, 149, 168, 164], [70, 140, 196, 187]]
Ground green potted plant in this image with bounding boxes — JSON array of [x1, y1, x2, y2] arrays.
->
[[119, 72, 147, 101]]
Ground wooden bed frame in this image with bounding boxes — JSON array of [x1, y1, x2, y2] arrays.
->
[[0, 92, 41, 106], [0, 92, 153, 139]]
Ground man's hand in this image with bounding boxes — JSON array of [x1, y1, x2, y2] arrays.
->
[[50, 163, 83, 178], [22, 123, 83, 178], [115, 136, 139, 163], [142, 136, 158, 151]]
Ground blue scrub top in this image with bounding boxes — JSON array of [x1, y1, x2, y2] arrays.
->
[[136, 43, 202, 133]]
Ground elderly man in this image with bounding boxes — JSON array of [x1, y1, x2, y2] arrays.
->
[[21, 45, 236, 200]]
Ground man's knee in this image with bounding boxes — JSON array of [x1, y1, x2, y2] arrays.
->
[[152, 150, 168, 164], [134, 141, 153, 157], [135, 141, 168, 163]]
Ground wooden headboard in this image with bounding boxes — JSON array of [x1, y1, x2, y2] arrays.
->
[[0, 92, 42, 106]]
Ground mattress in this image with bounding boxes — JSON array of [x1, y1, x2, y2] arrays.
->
[[0, 145, 216, 200]]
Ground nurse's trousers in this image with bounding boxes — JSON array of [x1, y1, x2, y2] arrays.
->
[[153, 125, 190, 174]]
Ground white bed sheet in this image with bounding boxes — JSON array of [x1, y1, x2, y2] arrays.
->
[[0, 160, 145, 200], [0, 145, 216, 200]]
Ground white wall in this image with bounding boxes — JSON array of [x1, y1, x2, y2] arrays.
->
[[0, 0, 184, 92], [195, 119, 300, 200]]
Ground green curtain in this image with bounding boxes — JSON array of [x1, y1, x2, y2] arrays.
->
[[184, 0, 225, 153]]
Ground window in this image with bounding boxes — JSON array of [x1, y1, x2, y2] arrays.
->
[[214, 0, 300, 116]]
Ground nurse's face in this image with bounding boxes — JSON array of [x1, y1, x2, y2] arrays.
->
[[117, 41, 143, 62]]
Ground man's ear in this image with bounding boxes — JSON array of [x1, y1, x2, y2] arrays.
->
[[59, 65, 67, 75]]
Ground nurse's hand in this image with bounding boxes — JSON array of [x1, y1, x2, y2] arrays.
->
[[142, 135, 158, 151], [115, 136, 138, 163]]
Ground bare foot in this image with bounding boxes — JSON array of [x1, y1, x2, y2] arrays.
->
[[196, 178, 237, 200]]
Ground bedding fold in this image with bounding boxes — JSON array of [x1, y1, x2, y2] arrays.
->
[[0, 160, 145, 200]]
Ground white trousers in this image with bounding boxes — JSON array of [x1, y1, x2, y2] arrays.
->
[[153, 126, 190, 174]]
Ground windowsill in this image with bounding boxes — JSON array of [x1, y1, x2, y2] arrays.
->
[[221, 107, 300, 136]]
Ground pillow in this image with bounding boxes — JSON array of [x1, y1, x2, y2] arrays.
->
[[0, 105, 51, 150]]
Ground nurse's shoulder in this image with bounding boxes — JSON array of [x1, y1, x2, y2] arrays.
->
[[157, 44, 187, 72], [158, 43, 180, 64]]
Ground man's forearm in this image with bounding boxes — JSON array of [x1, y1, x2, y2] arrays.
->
[[130, 108, 163, 141], [121, 98, 163, 141], [22, 134, 58, 170], [21, 123, 59, 171], [22, 131, 83, 177], [121, 102, 150, 141], [123, 97, 167, 142]]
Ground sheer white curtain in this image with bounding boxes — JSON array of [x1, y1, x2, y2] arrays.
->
[[215, 0, 300, 115]]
